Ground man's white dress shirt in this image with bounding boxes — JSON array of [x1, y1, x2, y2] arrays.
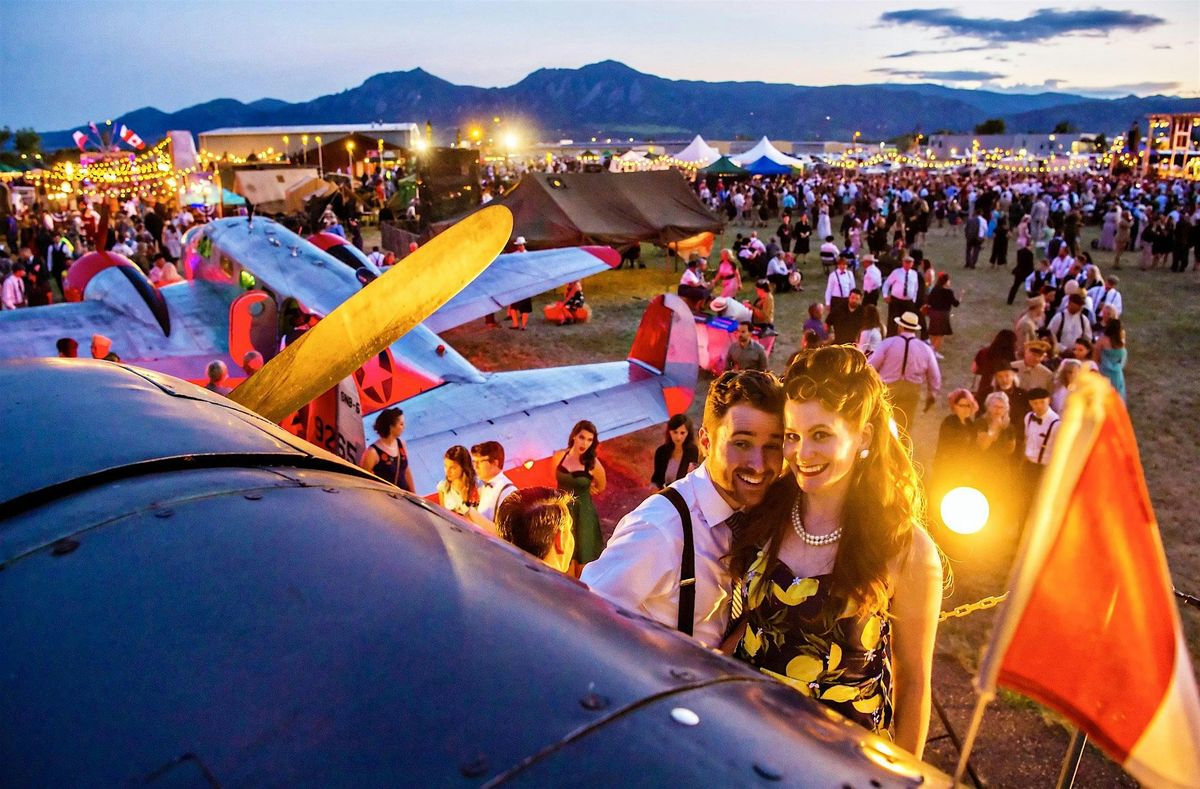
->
[[825, 269, 856, 305], [883, 267, 918, 301], [582, 463, 736, 648], [476, 472, 517, 523]]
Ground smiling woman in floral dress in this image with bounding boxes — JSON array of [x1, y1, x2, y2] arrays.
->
[[727, 346, 943, 757]]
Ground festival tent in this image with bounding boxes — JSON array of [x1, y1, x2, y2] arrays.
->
[[434, 170, 723, 249], [232, 167, 320, 214], [284, 175, 338, 213], [742, 156, 794, 176], [699, 155, 748, 175], [730, 136, 807, 168], [673, 135, 721, 166]]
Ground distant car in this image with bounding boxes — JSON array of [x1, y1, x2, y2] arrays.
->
[[0, 359, 947, 786]]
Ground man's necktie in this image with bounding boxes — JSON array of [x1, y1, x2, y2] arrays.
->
[[726, 511, 747, 621]]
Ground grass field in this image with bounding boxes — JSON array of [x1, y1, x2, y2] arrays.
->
[[376, 217, 1198, 783]]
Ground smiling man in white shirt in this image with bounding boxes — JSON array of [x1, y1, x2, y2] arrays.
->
[[583, 371, 785, 648]]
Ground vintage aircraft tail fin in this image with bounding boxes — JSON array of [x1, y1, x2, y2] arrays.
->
[[627, 294, 700, 417]]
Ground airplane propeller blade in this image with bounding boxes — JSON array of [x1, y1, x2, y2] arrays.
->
[[230, 205, 513, 423]]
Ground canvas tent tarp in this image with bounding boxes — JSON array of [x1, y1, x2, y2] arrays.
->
[[673, 135, 721, 166], [742, 156, 794, 175], [284, 175, 338, 213], [730, 137, 806, 168], [435, 171, 722, 249], [232, 168, 320, 213], [700, 155, 748, 175]]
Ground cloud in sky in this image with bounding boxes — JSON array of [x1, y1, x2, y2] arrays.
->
[[972, 78, 1189, 98], [882, 45, 989, 59], [1066, 80, 1185, 97], [878, 7, 1166, 43], [873, 67, 1007, 82]]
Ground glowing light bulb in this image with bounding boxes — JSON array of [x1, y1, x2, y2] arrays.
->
[[941, 487, 989, 535]]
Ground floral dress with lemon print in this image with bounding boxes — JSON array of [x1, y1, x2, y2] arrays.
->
[[734, 551, 893, 736]]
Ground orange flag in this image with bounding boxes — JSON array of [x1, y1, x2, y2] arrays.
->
[[976, 372, 1200, 788]]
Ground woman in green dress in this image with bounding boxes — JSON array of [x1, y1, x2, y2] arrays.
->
[[553, 420, 606, 577]]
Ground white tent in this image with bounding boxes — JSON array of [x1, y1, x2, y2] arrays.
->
[[673, 135, 721, 166], [730, 137, 807, 168]]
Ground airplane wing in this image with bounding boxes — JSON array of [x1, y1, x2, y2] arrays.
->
[[0, 274, 239, 378], [196, 219, 618, 337], [382, 295, 699, 494], [422, 246, 619, 333]]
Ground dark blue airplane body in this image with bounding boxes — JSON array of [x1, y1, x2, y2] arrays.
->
[[0, 360, 945, 787]]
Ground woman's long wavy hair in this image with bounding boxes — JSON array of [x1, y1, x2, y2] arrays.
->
[[568, 420, 599, 472], [444, 444, 479, 508], [731, 346, 927, 623]]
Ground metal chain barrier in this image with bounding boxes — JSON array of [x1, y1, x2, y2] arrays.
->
[[940, 588, 1200, 621], [939, 593, 1009, 622], [1176, 588, 1200, 610]]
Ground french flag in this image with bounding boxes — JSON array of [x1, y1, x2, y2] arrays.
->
[[118, 124, 145, 150]]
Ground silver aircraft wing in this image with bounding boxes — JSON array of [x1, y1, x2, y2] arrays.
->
[[375, 295, 699, 494], [422, 246, 619, 333]]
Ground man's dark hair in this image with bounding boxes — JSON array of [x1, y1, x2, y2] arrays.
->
[[471, 440, 505, 467], [55, 337, 78, 357], [703, 370, 784, 431], [496, 487, 571, 561]]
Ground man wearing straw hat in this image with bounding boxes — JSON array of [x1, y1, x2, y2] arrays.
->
[[868, 310, 941, 431]]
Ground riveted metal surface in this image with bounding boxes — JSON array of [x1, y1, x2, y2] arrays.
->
[[0, 359, 362, 507], [0, 361, 947, 786]]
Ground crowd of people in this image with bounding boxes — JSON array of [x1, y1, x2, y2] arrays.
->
[[3, 160, 1196, 758]]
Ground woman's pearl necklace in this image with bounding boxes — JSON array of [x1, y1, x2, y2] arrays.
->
[[791, 498, 843, 546]]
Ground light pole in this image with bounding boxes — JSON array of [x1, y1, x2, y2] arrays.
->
[[301, 134, 309, 165], [346, 141, 355, 186], [377, 138, 384, 176], [282, 135, 290, 162], [315, 135, 323, 176]]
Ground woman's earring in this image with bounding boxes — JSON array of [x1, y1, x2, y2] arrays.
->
[[859, 448, 870, 459]]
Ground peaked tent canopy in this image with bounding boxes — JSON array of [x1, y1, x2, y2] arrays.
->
[[434, 171, 723, 250], [699, 155, 748, 175], [730, 137, 807, 168], [742, 156, 794, 176], [284, 175, 338, 213], [673, 135, 721, 166], [232, 167, 321, 214]]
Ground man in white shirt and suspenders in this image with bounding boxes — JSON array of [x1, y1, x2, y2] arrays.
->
[[583, 371, 785, 648], [1022, 387, 1060, 492]]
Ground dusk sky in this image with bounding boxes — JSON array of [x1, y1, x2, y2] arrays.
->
[[2, 0, 1197, 131]]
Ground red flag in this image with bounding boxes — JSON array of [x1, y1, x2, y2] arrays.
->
[[977, 372, 1200, 787], [118, 124, 145, 150], [72, 131, 89, 151]]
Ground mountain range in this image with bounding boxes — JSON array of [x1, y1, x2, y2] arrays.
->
[[39, 60, 1200, 149]]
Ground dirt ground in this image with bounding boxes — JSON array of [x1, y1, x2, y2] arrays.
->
[[374, 215, 1198, 786]]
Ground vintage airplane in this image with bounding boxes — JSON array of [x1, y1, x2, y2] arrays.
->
[[0, 356, 946, 786], [0, 212, 698, 493]]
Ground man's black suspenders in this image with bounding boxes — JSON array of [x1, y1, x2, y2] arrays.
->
[[657, 487, 695, 636]]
